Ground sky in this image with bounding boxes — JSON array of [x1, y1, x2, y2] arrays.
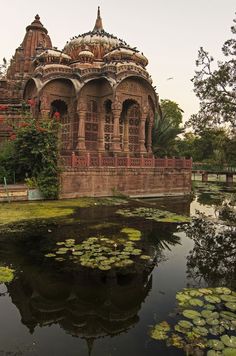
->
[[0, 0, 235, 122]]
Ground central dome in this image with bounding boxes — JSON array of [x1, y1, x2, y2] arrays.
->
[[63, 7, 133, 62]]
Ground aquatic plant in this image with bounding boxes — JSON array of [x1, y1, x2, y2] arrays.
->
[[45, 236, 151, 271], [121, 227, 142, 241], [0, 266, 15, 283], [150, 287, 236, 355], [116, 207, 190, 223]]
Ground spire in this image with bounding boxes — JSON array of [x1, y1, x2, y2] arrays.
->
[[93, 6, 104, 32]]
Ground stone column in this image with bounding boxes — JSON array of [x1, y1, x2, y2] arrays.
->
[[98, 110, 105, 152], [123, 116, 129, 153], [139, 113, 147, 154], [147, 117, 154, 153], [76, 103, 86, 152], [112, 108, 122, 153]]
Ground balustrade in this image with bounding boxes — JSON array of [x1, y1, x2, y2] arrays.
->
[[62, 153, 192, 170]]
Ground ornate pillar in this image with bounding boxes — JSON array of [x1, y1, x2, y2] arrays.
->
[[98, 109, 105, 152], [76, 102, 86, 152], [112, 100, 122, 153], [147, 115, 154, 153], [123, 116, 129, 153], [139, 109, 148, 154]]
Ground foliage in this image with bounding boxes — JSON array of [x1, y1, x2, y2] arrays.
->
[[10, 116, 60, 199], [152, 99, 184, 157], [176, 129, 236, 166], [0, 140, 16, 183], [160, 99, 184, 128], [187, 16, 236, 132], [183, 214, 236, 288]]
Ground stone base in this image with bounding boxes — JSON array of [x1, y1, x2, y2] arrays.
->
[[59, 167, 192, 199]]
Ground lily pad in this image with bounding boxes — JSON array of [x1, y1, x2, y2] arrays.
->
[[150, 321, 170, 340], [178, 320, 193, 329], [121, 227, 141, 241], [182, 309, 201, 319], [189, 289, 203, 297], [209, 325, 225, 336], [193, 318, 206, 326], [189, 298, 204, 307], [205, 295, 222, 304], [199, 288, 213, 295], [192, 326, 208, 336], [167, 334, 185, 348], [220, 311, 236, 321], [221, 335, 236, 348], [226, 303, 236, 312], [0, 266, 15, 283], [207, 318, 220, 326], [208, 339, 225, 351], [205, 304, 216, 311], [140, 255, 151, 260], [221, 295, 236, 303], [202, 310, 219, 319], [207, 351, 223, 356], [215, 288, 232, 295], [45, 253, 56, 258], [223, 348, 236, 356]]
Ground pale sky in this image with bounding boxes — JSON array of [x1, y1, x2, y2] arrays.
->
[[0, 0, 235, 122]]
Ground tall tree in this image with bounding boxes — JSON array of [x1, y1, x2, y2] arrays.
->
[[152, 99, 184, 157], [187, 16, 236, 133]]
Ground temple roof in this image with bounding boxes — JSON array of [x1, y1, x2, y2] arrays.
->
[[63, 7, 138, 62], [26, 14, 48, 34]]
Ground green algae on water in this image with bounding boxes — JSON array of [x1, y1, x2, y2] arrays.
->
[[116, 207, 190, 223]]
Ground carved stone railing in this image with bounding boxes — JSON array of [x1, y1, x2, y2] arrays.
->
[[61, 152, 192, 170]]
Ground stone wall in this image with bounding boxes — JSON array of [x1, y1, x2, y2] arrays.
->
[[59, 167, 192, 198]]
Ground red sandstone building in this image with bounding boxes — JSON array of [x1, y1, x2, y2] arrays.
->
[[0, 9, 192, 198]]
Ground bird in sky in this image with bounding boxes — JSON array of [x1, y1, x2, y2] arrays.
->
[[166, 77, 174, 80]]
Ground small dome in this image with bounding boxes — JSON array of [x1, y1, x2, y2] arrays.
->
[[35, 49, 71, 66], [78, 50, 94, 63], [104, 47, 148, 67], [133, 52, 148, 67]]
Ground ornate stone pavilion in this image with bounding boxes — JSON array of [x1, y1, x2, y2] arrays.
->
[[0, 9, 192, 197]]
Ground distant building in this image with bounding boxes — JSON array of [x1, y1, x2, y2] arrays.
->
[[0, 9, 192, 197]]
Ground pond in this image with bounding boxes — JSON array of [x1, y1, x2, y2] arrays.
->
[[0, 181, 235, 356]]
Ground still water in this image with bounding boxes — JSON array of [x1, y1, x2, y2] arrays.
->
[[0, 182, 235, 356]]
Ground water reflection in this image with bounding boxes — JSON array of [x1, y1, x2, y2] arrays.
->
[[0, 213, 184, 356], [184, 214, 236, 289]]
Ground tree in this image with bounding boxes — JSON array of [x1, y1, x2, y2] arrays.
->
[[184, 214, 236, 288], [152, 99, 184, 157], [187, 16, 236, 133], [160, 99, 184, 128]]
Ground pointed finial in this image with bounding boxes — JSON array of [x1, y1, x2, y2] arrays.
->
[[35, 14, 40, 21], [93, 6, 104, 32]]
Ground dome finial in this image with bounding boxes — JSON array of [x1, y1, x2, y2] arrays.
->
[[93, 6, 103, 32]]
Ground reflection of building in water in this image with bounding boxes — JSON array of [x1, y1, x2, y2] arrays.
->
[[7, 263, 153, 349]]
